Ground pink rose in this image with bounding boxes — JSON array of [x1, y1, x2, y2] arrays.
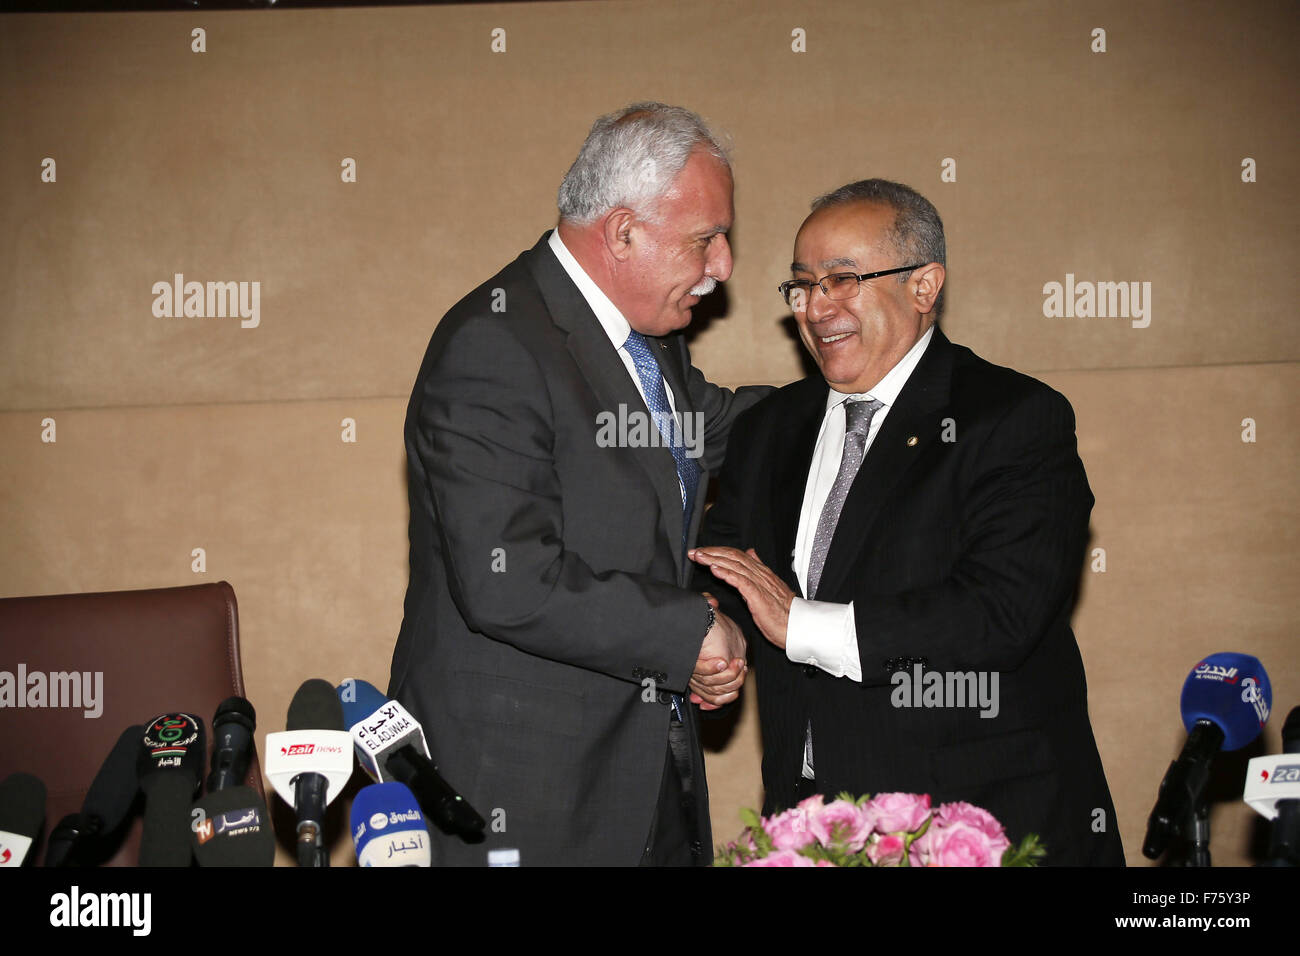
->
[[764, 808, 817, 851], [865, 833, 905, 866], [909, 820, 1007, 867], [792, 794, 827, 836], [808, 799, 873, 851], [743, 849, 816, 867], [797, 793, 826, 810], [867, 792, 932, 834], [936, 801, 1009, 844]]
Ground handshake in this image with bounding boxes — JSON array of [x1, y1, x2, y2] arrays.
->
[[687, 545, 798, 711]]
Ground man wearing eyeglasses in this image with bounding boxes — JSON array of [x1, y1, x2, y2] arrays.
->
[[691, 179, 1123, 865]]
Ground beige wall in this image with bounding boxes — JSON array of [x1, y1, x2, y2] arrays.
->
[[1, 0, 1295, 865]]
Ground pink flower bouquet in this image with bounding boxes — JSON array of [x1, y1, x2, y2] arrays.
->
[[714, 792, 1044, 867]]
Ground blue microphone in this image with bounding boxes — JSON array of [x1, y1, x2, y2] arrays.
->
[[336, 679, 485, 836], [1180, 652, 1272, 750], [350, 782, 431, 867], [1144, 653, 1272, 861]]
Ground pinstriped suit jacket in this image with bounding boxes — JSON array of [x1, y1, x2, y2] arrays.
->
[[700, 329, 1124, 865]]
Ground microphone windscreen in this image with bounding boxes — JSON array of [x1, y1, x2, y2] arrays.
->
[[138, 774, 195, 867], [137, 714, 206, 867], [214, 696, 256, 733], [350, 782, 431, 867], [287, 679, 344, 732], [138, 713, 206, 785], [0, 772, 46, 867], [209, 696, 257, 793], [1181, 653, 1272, 751], [83, 725, 144, 835], [337, 678, 390, 729], [192, 785, 274, 867]]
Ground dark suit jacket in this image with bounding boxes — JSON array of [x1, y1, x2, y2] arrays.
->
[[700, 329, 1124, 865], [389, 233, 768, 865]]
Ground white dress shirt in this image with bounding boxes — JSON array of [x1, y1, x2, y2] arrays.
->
[[786, 325, 935, 681], [549, 230, 684, 503], [549, 229, 679, 413]]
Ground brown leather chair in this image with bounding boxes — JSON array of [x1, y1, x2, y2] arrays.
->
[[0, 581, 264, 866]]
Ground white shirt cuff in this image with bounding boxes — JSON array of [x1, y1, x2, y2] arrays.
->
[[785, 598, 862, 681]]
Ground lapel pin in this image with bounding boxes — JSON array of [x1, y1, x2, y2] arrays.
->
[[906, 436, 919, 446]]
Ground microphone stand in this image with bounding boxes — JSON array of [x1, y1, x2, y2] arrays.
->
[[1144, 719, 1221, 866]]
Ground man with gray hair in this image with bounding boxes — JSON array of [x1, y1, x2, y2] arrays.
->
[[389, 103, 769, 865]]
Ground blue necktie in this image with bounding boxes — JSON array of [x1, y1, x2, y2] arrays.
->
[[624, 331, 701, 726], [623, 331, 701, 550]]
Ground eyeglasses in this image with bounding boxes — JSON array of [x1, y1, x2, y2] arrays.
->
[[778, 265, 926, 308]]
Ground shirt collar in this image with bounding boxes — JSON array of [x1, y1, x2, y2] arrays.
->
[[822, 325, 936, 414], [548, 229, 633, 350]]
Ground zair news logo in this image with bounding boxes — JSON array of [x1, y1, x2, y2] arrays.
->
[[280, 742, 345, 757], [1260, 764, 1300, 785]]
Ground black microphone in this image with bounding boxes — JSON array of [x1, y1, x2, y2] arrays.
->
[[45, 725, 142, 867], [208, 697, 256, 792], [264, 679, 353, 868], [191, 785, 275, 867], [0, 772, 46, 867], [337, 679, 485, 836], [1144, 653, 1272, 863], [193, 696, 273, 866], [137, 713, 205, 867]]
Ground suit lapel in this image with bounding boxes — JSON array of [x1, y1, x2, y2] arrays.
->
[[814, 330, 954, 600], [525, 235, 687, 576]]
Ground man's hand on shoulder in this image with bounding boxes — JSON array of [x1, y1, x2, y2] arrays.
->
[[690, 546, 795, 651]]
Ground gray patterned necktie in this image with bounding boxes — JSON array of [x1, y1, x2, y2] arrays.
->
[[806, 397, 884, 599], [802, 397, 884, 780]]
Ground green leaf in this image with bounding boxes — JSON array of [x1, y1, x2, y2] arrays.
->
[[1001, 833, 1046, 867]]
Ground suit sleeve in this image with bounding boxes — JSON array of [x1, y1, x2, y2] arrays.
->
[[677, 341, 774, 473], [852, 387, 1093, 686], [415, 314, 708, 692], [694, 406, 764, 644]]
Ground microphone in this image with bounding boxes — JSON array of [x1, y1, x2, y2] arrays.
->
[[137, 713, 206, 867], [263, 679, 353, 867], [0, 772, 46, 867], [192, 696, 273, 866], [1143, 653, 1272, 862], [191, 785, 275, 867], [45, 725, 143, 867], [1243, 705, 1300, 866], [337, 678, 485, 836], [208, 697, 257, 792], [350, 782, 432, 867]]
